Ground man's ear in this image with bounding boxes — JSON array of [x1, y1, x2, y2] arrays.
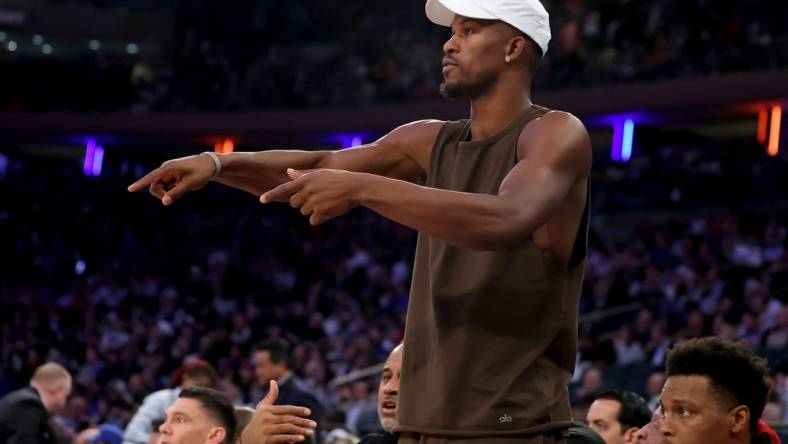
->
[[504, 35, 527, 62], [207, 426, 227, 444], [622, 426, 640, 444], [729, 405, 750, 435]]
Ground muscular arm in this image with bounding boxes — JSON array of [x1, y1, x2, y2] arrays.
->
[[274, 112, 591, 251], [213, 120, 441, 196], [360, 112, 591, 250], [127, 120, 442, 204]]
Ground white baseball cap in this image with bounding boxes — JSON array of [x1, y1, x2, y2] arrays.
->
[[425, 0, 551, 57]]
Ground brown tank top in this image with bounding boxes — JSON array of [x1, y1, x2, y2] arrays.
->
[[396, 105, 589, 437]]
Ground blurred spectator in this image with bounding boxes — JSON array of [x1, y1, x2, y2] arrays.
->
[[79, 423, 124, 444], [123, 361, 217, 444], [0, 363, 72, 444], [158, 387, 235, 444], [586, 390, 651, 444], [252, 339, 326, 444], [2, 0, 787, 112], [644, 372, 664, 413], [660, 337, 770, 444], [1, 129, 787, 440]]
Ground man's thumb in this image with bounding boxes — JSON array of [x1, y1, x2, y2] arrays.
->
[[260, 380, 279, 407]]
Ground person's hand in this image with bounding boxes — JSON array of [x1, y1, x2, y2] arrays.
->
[[261, 169, 367, 225], [241, 380, 317, 444], [74, 428, 99, 444], [127, 154, 216, 205]]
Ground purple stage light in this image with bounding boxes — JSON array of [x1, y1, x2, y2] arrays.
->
[[92, 146, 104, 176], [84, 139, 96, 175], [609, 118, 635, 162], [83, 139, 105, 176], [323, 132, 376, 149]]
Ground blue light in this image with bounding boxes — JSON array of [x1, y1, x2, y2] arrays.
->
[[610, 118, 635, 162], [84, 139, 96, 175], [322, 132, 380, 149], [83, 139, 104, 176], [92, 146, 104, 176], [75, 260, 86, 275], [621, 119, 634, 161], [611, 120, 623, 161], [0, 153, 7, 179]]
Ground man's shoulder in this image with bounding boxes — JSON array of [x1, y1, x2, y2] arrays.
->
[[517, 109, 592, 168], [520, 109, 587, 139], [0, 388, 48, 430], [281, 378, 316, 397], [0, 388, 43, 411], [140, 387, 180, 405], [277, 379, 325, 411]]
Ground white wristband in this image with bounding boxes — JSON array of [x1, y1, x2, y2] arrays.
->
[[202, 151, 222, 179]]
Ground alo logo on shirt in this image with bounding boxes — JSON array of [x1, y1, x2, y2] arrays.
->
[[499, 413, 513, 423]]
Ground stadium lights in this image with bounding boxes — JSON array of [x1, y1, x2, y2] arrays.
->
[[767, 106, 782, 157], [611, 118, 635, 162], [214, 139, 235, 154], [332, 134, 365, 149], [757, 108, 769, 144], [84, 139, 105, 176]]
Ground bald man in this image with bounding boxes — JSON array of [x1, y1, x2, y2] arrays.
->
[[0, 362, 72, 444]]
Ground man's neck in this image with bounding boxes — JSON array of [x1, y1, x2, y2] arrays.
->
[[468, 76, 533, 141]]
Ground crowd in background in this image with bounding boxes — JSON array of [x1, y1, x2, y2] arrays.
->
[[1, 131, 787, 442], [2, 0, 788, 441], [2, 0, 787, 111]]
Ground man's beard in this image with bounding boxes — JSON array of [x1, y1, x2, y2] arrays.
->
[[439, 72, 497, 100]]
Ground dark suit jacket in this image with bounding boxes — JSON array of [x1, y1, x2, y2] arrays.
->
[[274, 377, 326, 444], [358, 431, 397, 444], [0, 387, 58, 444]]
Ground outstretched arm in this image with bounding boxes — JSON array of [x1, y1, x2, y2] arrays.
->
[[264, 112, 591, 250], [127, 120, 442, 204]]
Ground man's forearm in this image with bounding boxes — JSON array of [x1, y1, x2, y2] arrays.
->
[[357, 174, 531, 250], [215, 150, 330, 196]]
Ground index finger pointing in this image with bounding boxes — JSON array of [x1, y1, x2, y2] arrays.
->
[[128, 169, 162, 192], [261, 180, 303, 203]]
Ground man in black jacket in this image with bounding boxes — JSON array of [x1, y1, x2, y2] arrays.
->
[[0, 362, 72, 444], [241, 344, 403, 444], [252, 339, 326, 444]]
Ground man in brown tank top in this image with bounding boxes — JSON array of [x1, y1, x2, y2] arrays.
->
[[129, 1, 592, 442]]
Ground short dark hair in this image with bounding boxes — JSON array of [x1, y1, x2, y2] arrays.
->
[[183, 362, 219, 388], [252, 339, 291, 368], [594, 390, 652, 430], [179, 387, 236, 444], [665, 337, 770, 433]]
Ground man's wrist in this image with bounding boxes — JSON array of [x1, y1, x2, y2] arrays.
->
[[201, 152, 222, 179], [354, 172, 378, 207]]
